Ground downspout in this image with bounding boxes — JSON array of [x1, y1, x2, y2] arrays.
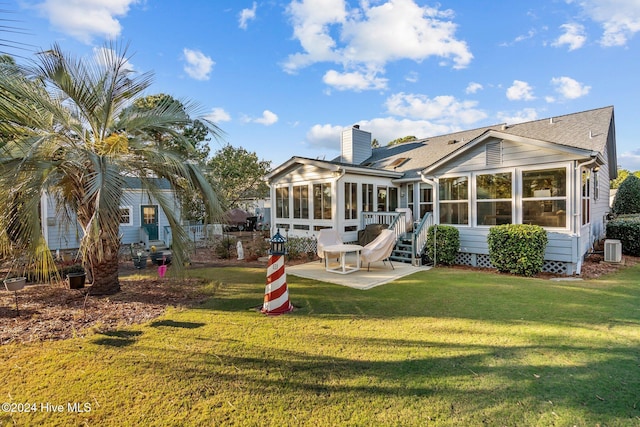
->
[[418, 172, 438, 265], [574, 157, 598, 275]]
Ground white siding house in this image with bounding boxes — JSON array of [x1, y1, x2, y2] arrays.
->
[[265, 106, 617, 275], [40, 177, 180, 251]]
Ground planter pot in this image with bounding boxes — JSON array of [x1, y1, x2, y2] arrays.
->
[[4, 277, 26, 291], [67, 272, 86, 289], [133, 256, 148, 269]]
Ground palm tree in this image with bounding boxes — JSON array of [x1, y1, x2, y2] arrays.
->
[[0, 42, 223, 295]]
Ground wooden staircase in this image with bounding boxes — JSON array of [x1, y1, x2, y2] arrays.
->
[[390, 232, 414, 264]]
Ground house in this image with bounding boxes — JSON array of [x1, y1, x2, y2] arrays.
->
[[40, 177, 180, 251], [265, 106, 617, 275]]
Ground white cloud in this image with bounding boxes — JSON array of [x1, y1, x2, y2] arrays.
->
[[617, 148, 640, 170], [246, 110, 279, 126], [385, 92, 487, 125], [405, 71, 419, 83], [205, 107, 231, 123], [323, 69, 388, 91], [239, 2, 257, 30], [506, 80, 536, 101], [306, 123, 345, 149], [465, 82, 483, 94], [92, 47, 135, 71], [497, 108, 539, 125], [552, 23, 587, 50], [575, 0, 640, 46], [33, 0, 138, 43], [550, 76, 591, 99], [182, 48, 214, 81], [284, 0, 472, 90]]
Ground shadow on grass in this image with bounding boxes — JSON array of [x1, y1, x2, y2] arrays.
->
[[149, 320, 205, 329], [92, 329, 143, 347]]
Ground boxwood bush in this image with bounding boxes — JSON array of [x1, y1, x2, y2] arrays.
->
[[488, 224, 548, 276], [606, 215, 640, 256], [612, 174, 640, 215], [425, 225, 459, 266]]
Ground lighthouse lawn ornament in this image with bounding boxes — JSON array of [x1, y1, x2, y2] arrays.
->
[[261, 229, 293, 315]]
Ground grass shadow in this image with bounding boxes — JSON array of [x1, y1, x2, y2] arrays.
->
[[91, 329, 143, 347], [149, 320, 205, 329]]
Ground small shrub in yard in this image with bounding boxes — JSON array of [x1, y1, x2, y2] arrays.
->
[[606, 215, 640, 256], [425, 225, 459, 266], [612, 174, 640, 215], [488, 224, 548, 276]]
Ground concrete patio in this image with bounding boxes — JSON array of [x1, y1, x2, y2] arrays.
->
[[287, 254, 431, 290]]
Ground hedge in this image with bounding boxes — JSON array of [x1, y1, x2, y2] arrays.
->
[[425, 225, 459, 266], [606, 215, 640, 256], [487, 224, 548, 276], [612, 174, 640, 215]]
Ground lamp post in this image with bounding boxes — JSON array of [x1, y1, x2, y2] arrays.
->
[[261, 229, 293, 315]]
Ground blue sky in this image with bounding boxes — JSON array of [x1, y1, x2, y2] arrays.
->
[[6, 0, 640, 170]]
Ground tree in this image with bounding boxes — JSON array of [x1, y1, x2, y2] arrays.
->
[[388, 135, 417, 146], [207, 144, 271, 210], [611, 168, 640, 189], [612, 174, 640, 215], [371, 138, 380, 148], [0, 43, 223, 295]]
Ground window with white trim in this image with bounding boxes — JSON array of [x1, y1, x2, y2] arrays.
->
[[522, 167, 567, 228], [476, 172, 512, 226], [419, 183, 433, 218], [119, 206, 133, 226], [362, 183, 374, 212], [293, 185, 309, 219], [276, 187, 289, 218], [313, 183, 332, 219], [439, 176, 469, 225], [344, 182, 357, 220], [582, 169, 590, 226]]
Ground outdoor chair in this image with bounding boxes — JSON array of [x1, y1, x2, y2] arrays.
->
[[395, 207, 414, 232], [316, 229, 343, 262], [360, 229, 397, 271]]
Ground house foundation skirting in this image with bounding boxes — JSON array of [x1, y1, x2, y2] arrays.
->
[[454, 252, 573, 275]]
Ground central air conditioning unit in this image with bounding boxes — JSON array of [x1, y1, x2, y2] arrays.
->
[[604, 239, 622, 263]]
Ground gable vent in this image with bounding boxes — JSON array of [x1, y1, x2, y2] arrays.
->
[[486, 141, 502, 166]]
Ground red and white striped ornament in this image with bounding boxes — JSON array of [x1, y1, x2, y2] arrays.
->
[[261, 254, 293, 315]]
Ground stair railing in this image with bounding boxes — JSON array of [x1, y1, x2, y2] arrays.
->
[[411, 212, 433, 266], [386, 211, 406, 240]]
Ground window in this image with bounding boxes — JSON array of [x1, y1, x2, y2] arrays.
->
[[593, 169, 599, 200], [439, 176, 469, 225], [407, 184, 414, 216], [276, 187, 289, 218], [522, 168, 567, 228], [377, 186, 387, 211], [388, 187, 398, 211], [362, 184, 374, 212], [476, 173, 512, 226], [293, 185, 309, 219], [419, 184, 433, 218], [582, 169, 590, 226], [344, 182, 358, 220], [313, 183, 332, 219], [119, 207, 133, 226]]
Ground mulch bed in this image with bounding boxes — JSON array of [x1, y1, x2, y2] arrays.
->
[[1, 248, 637, 345]]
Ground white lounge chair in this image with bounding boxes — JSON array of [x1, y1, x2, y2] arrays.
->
[[360, 229, 397, 271], [316, 229, 343, 262]]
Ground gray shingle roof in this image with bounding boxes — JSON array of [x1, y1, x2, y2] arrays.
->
[[363, 106, 614, 180]]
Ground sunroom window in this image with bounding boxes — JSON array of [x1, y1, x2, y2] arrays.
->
[[313, 183, 332, 220], [276, 187, 289, 218], [439, 176, 469, 225], [293, 185, 309, 219], [477, 173, 512, 226], [522, 168, 567, 228]]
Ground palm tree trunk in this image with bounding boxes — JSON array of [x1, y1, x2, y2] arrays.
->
[[89, 250, 121, 295]]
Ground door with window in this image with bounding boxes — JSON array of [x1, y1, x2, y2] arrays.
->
[[141, 205, 159, 240]]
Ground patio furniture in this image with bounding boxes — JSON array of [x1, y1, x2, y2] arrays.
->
[[317, 229, 342, 262], [360, 229, 397, 271], [357, 223, 385, 246], [323, 244, 363, 274], [395, 208, 414, 232]]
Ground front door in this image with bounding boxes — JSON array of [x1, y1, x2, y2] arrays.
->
[[141, 205, 159, 240]]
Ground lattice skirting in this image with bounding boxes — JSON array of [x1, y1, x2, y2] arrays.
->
[[455, 252, 572, 275]]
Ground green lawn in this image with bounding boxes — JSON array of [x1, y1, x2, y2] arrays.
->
[[1, 264, 639, 426]]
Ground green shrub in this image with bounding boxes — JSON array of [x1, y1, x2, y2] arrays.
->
[[425, 225, 459, 266], [487, 224, 548, 276], [606, 215, 640, 256], [612, 174, 640, 215]]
